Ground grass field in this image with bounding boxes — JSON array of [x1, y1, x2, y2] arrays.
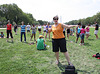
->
[[0, 28, 100, 74]]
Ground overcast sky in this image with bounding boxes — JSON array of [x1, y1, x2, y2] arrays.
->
[[0, 0, 100, 23]]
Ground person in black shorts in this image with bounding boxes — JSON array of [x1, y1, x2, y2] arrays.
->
[[38, 25, 41, 34], [48, 16, 77, 65], [67, 28, 70, 39]]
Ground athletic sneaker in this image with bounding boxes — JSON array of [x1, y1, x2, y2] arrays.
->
[[68, 62, 73, 66], [55, 60, 59, 65], [79, 43, 82, 45]]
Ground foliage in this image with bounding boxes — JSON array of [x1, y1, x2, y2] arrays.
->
[[0, 4, 38, 25], [66, 12, 100, 25]]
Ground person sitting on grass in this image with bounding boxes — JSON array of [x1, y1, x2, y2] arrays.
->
[[36, 35, 46, 50], [80, 25, 86, 45], [0, 32, 5, 38]]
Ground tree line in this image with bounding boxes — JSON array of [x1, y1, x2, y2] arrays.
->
[[0, 3, 100, 26], [65, 12, 100, 25], [0, 3, 48, 25]]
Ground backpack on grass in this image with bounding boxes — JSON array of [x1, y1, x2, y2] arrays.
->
[[92, 53, 100, 59], [61, 65, 77, 74]]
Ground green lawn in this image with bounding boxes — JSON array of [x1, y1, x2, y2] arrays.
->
[[0, 28, 100, 74]]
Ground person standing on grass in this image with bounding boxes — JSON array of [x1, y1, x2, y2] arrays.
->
[[94, 22, 99, 39], [20, 21, 26, 42], [6, 20, 13, 42], [48, 16, 77, 65], [76, 23, 82, 43], [67, 27, 70, 39], [86, 24, 90, 40], [26, 23, 31, 34], [38, 25, 42, 34], [45, 23, 51, 41], [63, 28, 66, 36], [80, 25, 86, 45], [14, 24, 18, 35], [30, 24, 36, 41], [43, 24, 46, 36]]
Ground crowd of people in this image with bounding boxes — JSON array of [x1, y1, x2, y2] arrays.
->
[[0, 16, 99, 65]]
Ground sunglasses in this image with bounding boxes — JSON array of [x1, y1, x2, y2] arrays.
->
[[53, 18, 58, 20]]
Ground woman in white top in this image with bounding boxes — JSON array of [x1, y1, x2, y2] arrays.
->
[[38, 25, 42, 34], [43, 24, 46, 36]]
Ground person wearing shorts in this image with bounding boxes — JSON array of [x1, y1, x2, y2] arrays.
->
[[6, 20, 13, 42], [45, 23, 51, 40], [86, 24, 90, 40], [67, 28, 70, 39], [26, 23, 31, 34], [49, 16, 77, 65], [30, 24, 36, 41], [76, 23, 82, 43], [80, 25, 86, 45], [43, 24, 46, 36], [38, 25, 41, 34], [94, 22, 99, 39]]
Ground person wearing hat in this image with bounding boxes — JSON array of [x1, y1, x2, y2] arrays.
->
[[6, 20, 13, 42], [48, 16, 77, 65], [36, 35, 46, 50]]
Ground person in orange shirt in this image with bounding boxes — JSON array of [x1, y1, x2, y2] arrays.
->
[[49, 16, 77, 65]]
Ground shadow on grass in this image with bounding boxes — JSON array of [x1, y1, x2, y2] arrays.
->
[[37, 48, 47, 51], [46, 40, 52, 42], [88, 39, 94, 41], [76, 69, 94, 74], [57, 62, 67, 71], [22, 41, 30, 44], [84, 43, 91, 46], [57, 62, 93, 74], [7, 41, 14, 44]]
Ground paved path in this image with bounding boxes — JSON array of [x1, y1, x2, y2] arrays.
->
[[0, 28, 6, 29]]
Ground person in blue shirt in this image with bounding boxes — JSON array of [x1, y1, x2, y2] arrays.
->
[[76, 23, 82, 43], [0, 32, 4, 38], [45, 23, 51, 41], [20, 21, 26, 42]]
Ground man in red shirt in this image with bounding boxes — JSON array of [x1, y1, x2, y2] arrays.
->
[[6, 20, 13, 42]]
